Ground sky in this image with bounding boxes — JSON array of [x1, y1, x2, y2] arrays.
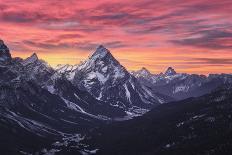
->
[[0, 0, 232, 74]]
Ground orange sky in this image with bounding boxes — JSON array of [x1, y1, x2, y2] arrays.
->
[[0, 0, 232, 74]]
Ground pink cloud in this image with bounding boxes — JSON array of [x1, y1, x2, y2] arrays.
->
[[0, 0, 231, 74]]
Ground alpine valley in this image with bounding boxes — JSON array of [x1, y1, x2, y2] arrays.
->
[[0, 40, 232, 155]]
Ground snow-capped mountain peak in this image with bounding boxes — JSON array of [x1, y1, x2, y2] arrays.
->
[[72, 45, 169, 116], [0, 39, 11, 62], [139, 67, 151, 75], [76, 45, 127, 85], [78, 45, 126, 78], [132, 67, 152, 78], [164, 67, 176, 76], [91, 45, 110, 59]]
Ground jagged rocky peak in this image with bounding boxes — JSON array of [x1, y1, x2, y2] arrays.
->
[[78, 45, 122, 71], [75, 44, 130, 90], [165, 67, 176, 76], [132, 67, 153, 78], [30, 53, 39, 60], [28, 53, 39, 62], [139, 67, 152, 75], [22, 53, 39, 66], [90, 45, 111, 59], [0, 39, 11, 61]]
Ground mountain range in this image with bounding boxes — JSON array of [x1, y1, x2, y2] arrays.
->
[[132, 67, 232, 100], [0, 39, 232, 155]]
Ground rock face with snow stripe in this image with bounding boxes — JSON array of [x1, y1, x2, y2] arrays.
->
[[72, 45, 170, 113], [21, 53, 55, 85], [133, 67, 232, 100], [55, 64, 79, 80], [46, 77, 126, 118], [0, 78, 104, 154], [0, 40, 11, 62]]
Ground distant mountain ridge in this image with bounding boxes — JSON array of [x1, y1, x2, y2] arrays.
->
[[132, 67, 232, 100]]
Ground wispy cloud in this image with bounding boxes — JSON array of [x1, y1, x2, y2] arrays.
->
[[170, 30, 232, 49], [191, 58, 232, 64]]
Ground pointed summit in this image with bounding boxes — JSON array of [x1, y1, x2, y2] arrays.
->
[[76, 44, 129, 89], [140, 67, 151, 74], [91, 45, 111, 59], [22, 53, 39, 66], [165, 67, 176, 76], [78, 44, 121, 72], [97, 45, 105, 50], [78, 45, 125, 76], [0, 39, 11, 62], [31, 53, 39, 60], [131, 67, 153, 78], [136, 67, 152, 77]]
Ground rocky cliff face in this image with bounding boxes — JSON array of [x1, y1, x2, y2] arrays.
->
[[0, 40, 11, 62]]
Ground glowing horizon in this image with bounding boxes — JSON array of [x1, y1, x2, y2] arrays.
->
[[1, 0, 232, 74]]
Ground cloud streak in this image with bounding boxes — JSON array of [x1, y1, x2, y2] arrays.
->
[[170, 30, 232, 49]]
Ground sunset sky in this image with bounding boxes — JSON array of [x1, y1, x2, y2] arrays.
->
[[0, 0, 232, 74]]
